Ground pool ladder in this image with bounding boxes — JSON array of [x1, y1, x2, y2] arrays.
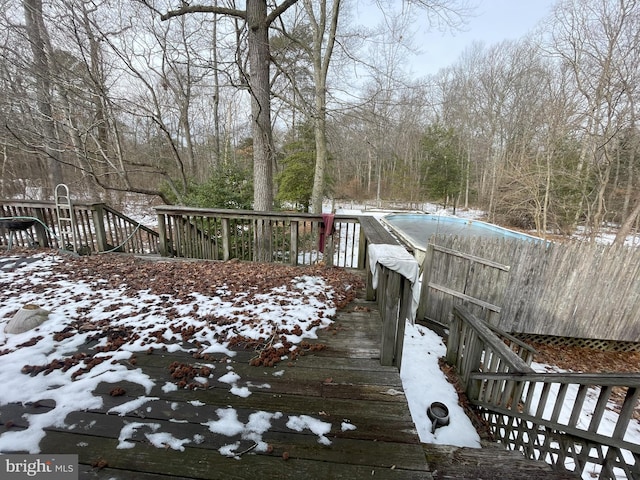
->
[[55, 184, 78, 251]]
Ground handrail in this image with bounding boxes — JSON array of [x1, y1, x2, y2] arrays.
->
[[366, 244, 419, 369], [469, 370, 640, 479], [447, 306, 534, 399], [95, 204, 158, 253], [447, 305, 640, 479], [0, 200, 158, 254], [154, 205, 362, 267], [155, 204, 360, 222]]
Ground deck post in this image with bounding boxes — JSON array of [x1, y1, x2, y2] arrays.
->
[[393, 276, 412, 368], [416, 242, 434, 321], [91, 203, 108, 252], [366, 265, 376, 301], [32, 208, 50, 248], [365, 238, 375, 301], [290, 220, 299, 266], [446, 310, 461, 365], [157, 213, 168, 256], [221, 218, 230, 261], [380, 269, 401, 367], [358, 224, 367, 270]]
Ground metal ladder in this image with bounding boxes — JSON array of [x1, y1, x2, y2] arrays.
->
[[55, 184, 77, 251]]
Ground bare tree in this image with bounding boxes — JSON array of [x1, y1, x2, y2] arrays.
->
[[159, 0, 299, 213], [22, 0, 64, 193], [302, 0, 341, 214], [546, 0, 640, 238]]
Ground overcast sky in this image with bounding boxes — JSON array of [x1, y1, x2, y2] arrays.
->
[[399, 0, 558, 77]]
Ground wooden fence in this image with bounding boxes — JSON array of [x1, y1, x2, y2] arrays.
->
[[419, 235, 640, 344], [448, 306, 640, 480], [0, 200, 158, 254], [155, 205, 363, 268], [418, 241, 511, 327]]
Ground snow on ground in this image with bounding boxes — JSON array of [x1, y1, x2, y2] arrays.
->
[[0, 253, 343, 456], [0, 251, 481, 457], [0, 251, 479, 458], [401, 322, 480, 447], [0, 254, 479, 456]]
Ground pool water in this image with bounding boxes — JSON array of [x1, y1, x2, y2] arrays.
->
[[382, 214, 539, 250]]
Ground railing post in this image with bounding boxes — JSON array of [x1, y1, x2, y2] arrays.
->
[[380, 269, 401, 367], [221, 218, 230, 261], [91, 203, 108, 252], [365, 243, 376, 301], [157, 213, 168, 256], [446, 310, 461, 366], [326, 231, 334, 267], [365, 262, 376, 301], [393, 276, 411, 369], [290, 220, 299, 266], [357, 223, 367, 270], [416, 242, 434, 321], [33, 208, 50, 248]]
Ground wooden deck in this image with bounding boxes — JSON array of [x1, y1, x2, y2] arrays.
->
[[0, 295, 431, 479]]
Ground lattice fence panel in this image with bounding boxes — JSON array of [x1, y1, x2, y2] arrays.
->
[[513, 333, 640, 353], [482, 411, 640, 480]]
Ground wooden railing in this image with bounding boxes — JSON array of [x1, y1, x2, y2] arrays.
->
[[448, 306, 640, 480], [367, 260, 415, 368], [361, 214, 420, 369], [0, 200, 158, 254], [154, 205, 363, 267], [447, 305, 536, 397]]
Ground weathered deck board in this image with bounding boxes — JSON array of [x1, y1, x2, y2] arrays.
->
[[422, 443, 582, 479], [0, 296, 432, 480], [358, 216, 399, 245], [40, 431, 428, 480]]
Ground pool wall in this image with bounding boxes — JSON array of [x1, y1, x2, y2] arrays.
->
[[381, 214, 542, 265]]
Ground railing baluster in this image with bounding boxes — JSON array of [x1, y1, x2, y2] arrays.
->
[[290, 220, 299, 266], [568, 384, 589, 429], [588, 385, 613, 435], [535, 382, 552, 419], [612, 387, 639, 441], [550, 382, 569, 424]]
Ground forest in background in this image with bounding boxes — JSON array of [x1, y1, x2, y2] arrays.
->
[[1, 0, 639, 243]]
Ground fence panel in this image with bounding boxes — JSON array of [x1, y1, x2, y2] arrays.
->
[[419, 236, 640, 343], [418, 237, 511, 327]]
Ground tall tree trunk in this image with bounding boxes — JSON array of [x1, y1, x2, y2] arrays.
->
[[307, 0, 341, 215], [80, 2, 109, 154], [247, 0, 274, 261], [247, 0, 274, 212], [614, 192, 640, 245], [23, 0, 64, 195], [212, 8, 221, 168]]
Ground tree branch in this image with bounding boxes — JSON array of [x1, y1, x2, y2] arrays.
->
[[266, 0, 300, 26], [160, 4, 245, 21]]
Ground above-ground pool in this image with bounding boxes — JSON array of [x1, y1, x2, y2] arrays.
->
[[381, 214, 541, 263]]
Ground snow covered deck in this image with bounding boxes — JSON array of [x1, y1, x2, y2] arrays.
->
[[0, 253, 430, 479]]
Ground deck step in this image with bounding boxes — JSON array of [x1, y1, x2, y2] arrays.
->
[[422, 442, 582, 479]]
